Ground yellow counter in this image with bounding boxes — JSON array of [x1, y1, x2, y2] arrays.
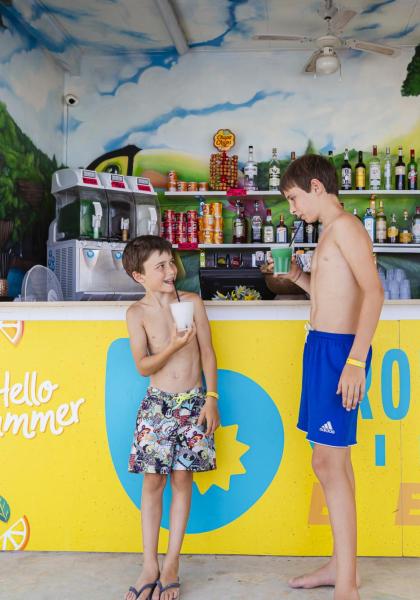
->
[[0, 300, 419, 556]]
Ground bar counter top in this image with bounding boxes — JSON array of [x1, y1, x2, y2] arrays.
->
[[1, 299, 419, 320]]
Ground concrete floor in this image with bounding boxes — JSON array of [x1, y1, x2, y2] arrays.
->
[[0, 553, 419, 600]]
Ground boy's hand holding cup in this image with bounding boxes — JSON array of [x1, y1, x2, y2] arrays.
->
[[261, 251, 302, 282]]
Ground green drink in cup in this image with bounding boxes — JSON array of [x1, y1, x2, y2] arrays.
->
[[271, 247, 293, 275]]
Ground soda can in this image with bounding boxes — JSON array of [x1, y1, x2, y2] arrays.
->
[[198, 230, 204, 244], [187, 220, 198, 233], [203, 229, 214, 244], [202, 203, 211, 216], [203, 214, 215, 229], [187, 231, 198, 244], [177, 181, 188, 192], [164, 209, 176, 221], [198, 182, 209, 191], [168, 170, 177, 183], [187, 182, 198, 192], [213, 216, 224, 230], [175, 212, 186, 222], [168, 183, 177, 192], [186, 210, 198, 221], [214, 231, 224, 244], [211, 202, 223, 217], [176, 229, 187, 244]]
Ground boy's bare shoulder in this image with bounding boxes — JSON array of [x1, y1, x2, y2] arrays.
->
[[332, 212, 367, 238], [178, 290, 203, 304], [126, 298, 147, 323]]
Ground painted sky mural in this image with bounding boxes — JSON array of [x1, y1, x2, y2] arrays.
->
[[0, 0, 418, 168]]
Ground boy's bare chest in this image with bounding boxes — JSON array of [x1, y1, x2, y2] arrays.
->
[[143, 308, 173, 349], [311, 232, 348, 280]]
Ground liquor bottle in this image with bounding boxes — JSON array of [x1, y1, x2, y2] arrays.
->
[[328, 150, 334, 167], [244, 145, 258, 191], [317, 221, 324, 240], [341, 148, 352, 190], [369, 193, 377, 217], [232, 200, 246, 243], [355, 150, 366, 190], [387, 213, 399, 243], [353, 207, 361, 221], [263, 209, 275, 243], [399, 209, 412, 243], [305, 222, 315, 244], [369, 145, 381, 190], [408, 149, 417, 190], [375, 199, 387, 244], [363, 207, 375, 242], [293, 217, 305, 243], [395, 146, 406, 190], [276, 214, 288, 243], [290, 151, 296, 161], [384, 146, 392, 190], [412, 207, 420, 243], [268, 148, 281, 191], [251, 199, 262, 243]]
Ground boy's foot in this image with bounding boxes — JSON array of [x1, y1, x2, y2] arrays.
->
[[125, 562, 160, 600], [152, 558, 180, 600], [288, 559, 361, 589]]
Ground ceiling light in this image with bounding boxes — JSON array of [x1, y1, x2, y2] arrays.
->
[[316, 47, 340, 75]]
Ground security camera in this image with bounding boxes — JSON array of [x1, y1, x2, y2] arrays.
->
[[64, 94, 79, 106]]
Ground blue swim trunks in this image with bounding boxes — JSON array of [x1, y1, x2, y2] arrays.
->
[[297, 329, 372, 447]]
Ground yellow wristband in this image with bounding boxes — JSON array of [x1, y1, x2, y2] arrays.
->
[[346, 358, 366, 369], [206, 391, 219, 400]]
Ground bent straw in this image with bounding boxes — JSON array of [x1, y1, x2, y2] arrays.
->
[[174, 282, 181, 302], [289, 220, 303, 247]]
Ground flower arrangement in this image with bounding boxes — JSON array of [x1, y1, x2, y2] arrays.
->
[[212, 285, 261, 301]]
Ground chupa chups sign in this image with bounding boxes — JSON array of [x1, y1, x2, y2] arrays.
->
[[213, 129, 236, 152]]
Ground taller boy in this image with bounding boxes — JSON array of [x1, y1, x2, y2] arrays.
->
[[270, 155, 383, 600]]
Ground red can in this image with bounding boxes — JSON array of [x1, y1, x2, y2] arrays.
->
[[187, 210, 198, 221], [164, 209, 176, 221], [187, 232, 198, 244], [176, 230, 187, 244]]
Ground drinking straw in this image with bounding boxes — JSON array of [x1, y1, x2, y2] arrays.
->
[[289, 220, 303, 247], [174, 282, 181, 302]]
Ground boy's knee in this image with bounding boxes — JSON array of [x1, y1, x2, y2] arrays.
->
[[170, 470, 193, 490], [312, 452, 334, 482], [143, 472, 167, 493]]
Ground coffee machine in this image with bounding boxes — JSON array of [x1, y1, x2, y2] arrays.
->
[[48, 168, 160, 300]]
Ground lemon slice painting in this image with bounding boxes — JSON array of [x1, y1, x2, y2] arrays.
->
[[0, 320, 24, 346]]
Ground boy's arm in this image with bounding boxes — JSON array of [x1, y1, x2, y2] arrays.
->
[[191, 295, 220, 436], [126, 305, 196, 377], [261, 257, 311, 294], [334, 216, 384, 410]]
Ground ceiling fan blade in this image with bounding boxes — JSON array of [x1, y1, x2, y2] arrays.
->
[[304, 50, 322, 73], [346, 39, 399, 56], [253, 34, 310, 42], [330, 9, 357, 33]]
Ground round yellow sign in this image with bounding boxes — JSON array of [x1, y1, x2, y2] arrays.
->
[[213, 129, 236, 152]]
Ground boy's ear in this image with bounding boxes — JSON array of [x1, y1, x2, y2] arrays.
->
[[132, 271, 145, 284], [310, 178, 324, 194]]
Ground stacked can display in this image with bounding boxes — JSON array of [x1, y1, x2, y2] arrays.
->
[[198, 202, 224, 244], [162, 209, 198, 245]]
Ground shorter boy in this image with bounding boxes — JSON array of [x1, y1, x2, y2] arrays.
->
[[122, 236, 220, 600]]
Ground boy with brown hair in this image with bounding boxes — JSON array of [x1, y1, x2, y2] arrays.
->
[[122, 235, 220, 600], [264, 154, 383, 600]]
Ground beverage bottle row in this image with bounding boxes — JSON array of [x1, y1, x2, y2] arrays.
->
[[243, 145, 418, 192], [340, 146, 417, 191], [232, 199, 318, 245], [361, 195, 420, 244]]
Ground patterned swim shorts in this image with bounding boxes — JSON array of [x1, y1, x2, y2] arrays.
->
[[128, 386, 217, 475]]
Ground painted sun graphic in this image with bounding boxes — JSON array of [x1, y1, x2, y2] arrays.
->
[[193, 424, 249, 495]]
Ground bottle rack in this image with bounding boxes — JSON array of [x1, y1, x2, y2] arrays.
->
[[164, 190, 420, 253]]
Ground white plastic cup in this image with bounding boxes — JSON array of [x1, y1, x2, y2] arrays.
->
[[170, 301, 194, 331]]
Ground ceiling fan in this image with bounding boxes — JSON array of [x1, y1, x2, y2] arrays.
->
[[253, 0, 399, 75]]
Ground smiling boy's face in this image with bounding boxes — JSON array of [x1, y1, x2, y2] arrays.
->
[[133, 250, 178, 293]]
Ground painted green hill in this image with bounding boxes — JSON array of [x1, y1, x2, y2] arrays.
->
[[0, 101, 59, 241]]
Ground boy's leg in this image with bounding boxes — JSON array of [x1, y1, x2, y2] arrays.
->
[[313, 444, 359, 600], [126, 473, 166, 600], [153, 470, 193, 600], [289, 448, 361, 589]]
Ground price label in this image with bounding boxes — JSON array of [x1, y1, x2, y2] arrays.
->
[[227, 188, 246, 196]]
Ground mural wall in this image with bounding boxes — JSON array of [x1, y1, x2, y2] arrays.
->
[[0, 10, 64, 265]]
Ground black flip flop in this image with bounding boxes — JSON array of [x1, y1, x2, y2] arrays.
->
[[156, 579, 180, 598], [127, 581, 157, 600]]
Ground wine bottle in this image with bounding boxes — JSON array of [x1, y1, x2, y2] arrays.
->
[[355, 151, 366, 190]]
